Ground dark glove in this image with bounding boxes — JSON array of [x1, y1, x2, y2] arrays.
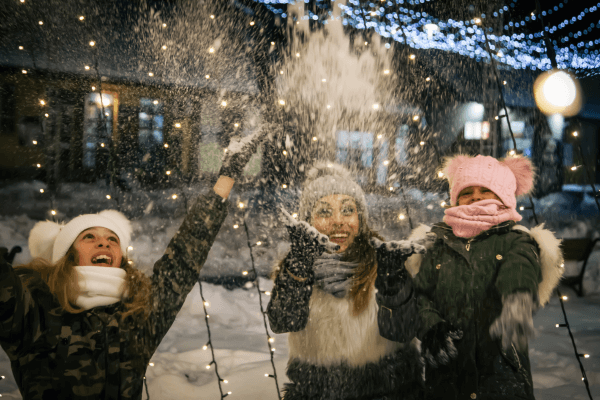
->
[[313, 253, 359, 298], [490, 292, 536, 352], [370, 238, 425, 297], [218, 130, 266, 179], [421, 321, 463, 368], [281, 208, 339, 280]]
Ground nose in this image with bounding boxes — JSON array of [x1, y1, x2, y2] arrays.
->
[[470, 189, 483, 203], [96, 236, 110, 248]]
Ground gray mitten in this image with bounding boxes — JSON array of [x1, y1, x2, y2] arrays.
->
[[313, 253, 359, 298], [280, 208, 340, 280], [219, 130, 266, 179], [490, 292, 536, 351]]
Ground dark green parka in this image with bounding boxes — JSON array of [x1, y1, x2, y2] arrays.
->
[[0, 191, 228, 400], [385, 221, 562, 400]]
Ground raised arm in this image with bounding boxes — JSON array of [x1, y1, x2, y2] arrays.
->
[[371, 238, 424, 343], [267, 209, 338, 333], [147, 130, 264, 345]]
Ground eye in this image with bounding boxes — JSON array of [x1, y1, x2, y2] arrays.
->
[[108, 236, 119, 243], [83, 233, 95, 240], [315, 208, 332, 217], [342, 207, 356, 215]]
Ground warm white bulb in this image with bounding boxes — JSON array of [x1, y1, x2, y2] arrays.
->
[[79, 16, 85, 21], [175, 123, 181, 128], [372, 104, 379, 110], [162, 45, 167, 50], [148, 72, 154, 77], [234, 225, 239, 229], [89, 41, 95, 46], [106, 195, 111, 199], [172, 194, 177, 199], [292, 213, 298, 219]]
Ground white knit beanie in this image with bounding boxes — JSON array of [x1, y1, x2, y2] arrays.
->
[[28, 210, 132, 264], [298, 162, 368, 224]]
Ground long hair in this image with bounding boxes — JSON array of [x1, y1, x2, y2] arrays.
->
[[342, 214, 384, 316], [15, 246, 152, 321]]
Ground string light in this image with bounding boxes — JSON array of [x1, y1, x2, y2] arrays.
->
[[241, 221, 281, 398], [234, 224, 239, 229], [148, 72, 154, 77], [32, 140, 37, 145], [209, 47, 215, 53], [106, 194, 111, 199], [50, 210, 56, 215], [292, 213, 298, 219], [22, 69, 27, 74], [92, 86, 96, 91], [205, 75, 210, 79], [38, 21, 43, 25], [171, 194, 177, 200], [278, 99, 285, 106], [162, 45, 167, 50], [39, 188, 44, 193], [79, 16, 85, 21], [18, 46, 23, 50], [175, 123, 181, 128], [372, 104, 379, 110], [254, 1, 600, 76], [89, 41, 95, 46]]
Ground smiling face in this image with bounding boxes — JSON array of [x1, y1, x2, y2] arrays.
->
[[310, 194, 360, 253], [457, 186, 501, 206], [73, 227, 123, 268]]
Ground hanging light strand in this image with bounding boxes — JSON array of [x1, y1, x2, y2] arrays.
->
[[242, 220, 282, 400], [556, 289, 594, 399], [197, 280, 229, 399]]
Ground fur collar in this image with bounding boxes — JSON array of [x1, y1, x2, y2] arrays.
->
[[404, 223, 563, 307]]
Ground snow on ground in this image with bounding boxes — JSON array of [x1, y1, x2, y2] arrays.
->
[[0, 180, 599, 399]]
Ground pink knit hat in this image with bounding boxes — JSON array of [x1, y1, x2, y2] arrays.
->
[[442, 154, 535, 208]]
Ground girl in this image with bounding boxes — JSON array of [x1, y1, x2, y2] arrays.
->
[[0, 132, 262, 400], [378, 154, 564, 400], [267, 162, 422, 400]]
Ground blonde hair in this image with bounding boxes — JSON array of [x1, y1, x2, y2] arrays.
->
[[15, 246, 152, 321]]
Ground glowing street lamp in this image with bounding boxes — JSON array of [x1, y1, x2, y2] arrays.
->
[[533, 70, 582, 117]]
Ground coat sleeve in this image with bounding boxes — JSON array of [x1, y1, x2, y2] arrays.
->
[[266, 256, 313, 333], [146, 190, 229, 346], [413, 249, 445, 339], [0, 259, 43, 357], [495, 231, 542, 300], [376, 276, 421, 343]]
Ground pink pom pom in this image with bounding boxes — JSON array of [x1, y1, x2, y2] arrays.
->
[[502, 156, 535, 196]]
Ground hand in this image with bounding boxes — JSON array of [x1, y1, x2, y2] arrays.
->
[[490, 292, 536, 352], [281, 208, 339, 278], [313, 253, 358, 298], [421, 321, 463, 368], [219, 130, 266, 180], [370, 238, 426, 296]]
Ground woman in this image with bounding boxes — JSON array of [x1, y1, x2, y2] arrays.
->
[[0, 132, 262, 400], [378, 154, 564, 400], [267, 162, 423, 400]]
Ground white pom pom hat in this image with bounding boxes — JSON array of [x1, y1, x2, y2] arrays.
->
[[28, 210, 132, 264]]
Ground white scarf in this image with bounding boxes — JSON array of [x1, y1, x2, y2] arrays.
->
[[74, 266, 128, 310]]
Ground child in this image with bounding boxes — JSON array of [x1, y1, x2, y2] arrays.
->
[[378, 154, 564, 400], [0, 131, 263, 400], [267, 162, 422, 400]]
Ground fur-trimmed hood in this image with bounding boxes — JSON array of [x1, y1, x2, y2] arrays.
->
[[405, 223, 563, 307]]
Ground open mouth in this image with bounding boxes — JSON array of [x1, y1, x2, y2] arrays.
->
[[329, 233, 349, 242], [92, 255, 112, 265]]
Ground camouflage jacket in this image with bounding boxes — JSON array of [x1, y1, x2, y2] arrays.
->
[[0, 191, 229, 400]]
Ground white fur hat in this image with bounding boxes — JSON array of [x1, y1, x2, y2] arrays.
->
[[298, 162, 368, 224], [28, 210, 132, 264]]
